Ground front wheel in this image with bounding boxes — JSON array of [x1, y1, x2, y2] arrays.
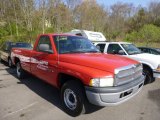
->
[[8, 58, 13, 67], [61, 81, 86, 117]]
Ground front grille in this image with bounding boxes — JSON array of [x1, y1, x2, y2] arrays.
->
[[114, 64, 142, 86]]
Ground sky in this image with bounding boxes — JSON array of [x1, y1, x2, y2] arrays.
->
[[97, 0, 160, 7]]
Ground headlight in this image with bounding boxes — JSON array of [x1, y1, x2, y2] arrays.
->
[[156, 65, 160, 72], [89, 77, 114, 87]]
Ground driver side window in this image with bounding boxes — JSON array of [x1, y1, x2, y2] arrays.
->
[[107, 44, 125, 55], [37, 36, 53, 53]]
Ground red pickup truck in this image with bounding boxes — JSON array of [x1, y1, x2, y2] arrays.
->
[[11, 34, 145, 116]]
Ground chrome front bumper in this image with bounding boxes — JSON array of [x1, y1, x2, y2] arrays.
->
[[85, 76, 145, 106]]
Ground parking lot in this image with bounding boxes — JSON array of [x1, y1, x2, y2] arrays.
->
[[0, 62, 160, 120]]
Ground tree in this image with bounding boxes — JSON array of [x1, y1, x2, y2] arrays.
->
[[127, 8, 148, 33], [148, 1, 160, 27], [104, 2, 134, 40], [73, 0, 107, 32]]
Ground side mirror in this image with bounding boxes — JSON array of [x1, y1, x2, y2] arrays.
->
[[39, 44, 53, 54], [118, 50, 125, 55]]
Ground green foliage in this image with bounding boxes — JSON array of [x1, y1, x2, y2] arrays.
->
[[45, 27, 54, 33], [140, 24, 160, 43], [124, 24, 160, 46], [125, 31, 138, 42], [1, 0, 160, 47], [0, 27, 9, 38]]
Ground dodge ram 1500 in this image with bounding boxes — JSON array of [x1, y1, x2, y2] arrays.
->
[[11, 34, 144, 116]]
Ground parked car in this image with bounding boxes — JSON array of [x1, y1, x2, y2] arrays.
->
[[11, 34, 144, 116], [0, 42, 32, 67], [138, 47, 160, 55], [0, 41, 15, 67]]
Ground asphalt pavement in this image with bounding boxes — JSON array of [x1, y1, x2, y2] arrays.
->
[[0, 62, 160, 120]]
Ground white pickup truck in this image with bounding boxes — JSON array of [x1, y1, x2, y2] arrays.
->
[[68, 29, 160, 84], [94, 42, 160, 84]]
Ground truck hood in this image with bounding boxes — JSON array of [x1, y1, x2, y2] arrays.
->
[[59, 53, 138, 73], [128, 53, 160, 69]]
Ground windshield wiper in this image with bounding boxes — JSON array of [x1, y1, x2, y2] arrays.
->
[[85, 50, 100, 53], [70, 50, 87, 53]]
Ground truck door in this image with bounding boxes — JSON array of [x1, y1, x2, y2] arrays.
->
[[31, 35, 58, 86]]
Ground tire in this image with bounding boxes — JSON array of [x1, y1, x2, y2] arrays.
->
[[61, 80, 86, 117], [143, 67, 154, 85], [16, 62, 25, 79], [0, 54, 3, 63], [8, 58, 13, 67], [0, 56, 2, 63]]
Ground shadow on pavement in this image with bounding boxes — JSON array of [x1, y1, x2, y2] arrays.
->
[[5, 65, 103, 116], [148, 88, 160, 112]]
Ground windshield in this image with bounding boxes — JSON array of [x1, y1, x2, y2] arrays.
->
[[53, 36, 100, 54], [121, 44, 141, 55]]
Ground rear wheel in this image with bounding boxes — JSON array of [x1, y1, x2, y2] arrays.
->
[[16, 62, 25, 79], [61, 80, 86, 117], [0, 57, 2, 63], [0, 54, 3, 63], [8, 58, 13, 67]]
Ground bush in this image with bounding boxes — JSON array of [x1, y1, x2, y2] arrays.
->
[[124, 24, 160, 46]]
